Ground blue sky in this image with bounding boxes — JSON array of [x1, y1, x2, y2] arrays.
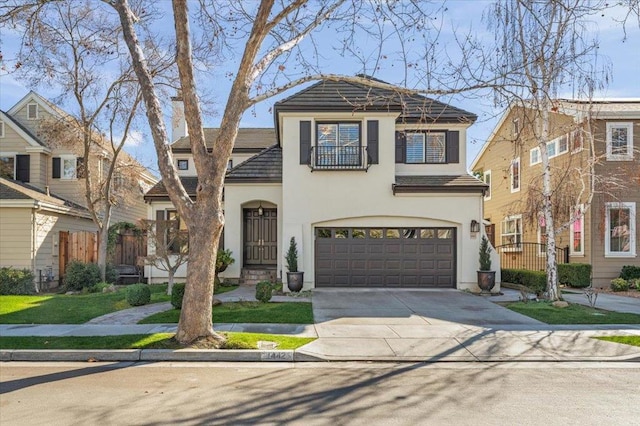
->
[[1, 1, 638, 173]]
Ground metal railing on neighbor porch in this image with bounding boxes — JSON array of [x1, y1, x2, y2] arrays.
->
[[495, 242, 569, 271], [310, 145, 370, 170]]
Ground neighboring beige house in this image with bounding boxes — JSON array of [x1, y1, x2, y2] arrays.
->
[[471, 100, 640, 288], [145, 78, 494, 291], [0, 91, 157, 287]]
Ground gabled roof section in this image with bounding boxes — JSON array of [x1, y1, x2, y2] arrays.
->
[[274, 77, 477, 125], [226, 145, 282, 183], [171, 128, 276, 153], [0, 110, 48, 148], [0, 177, 90, 217], [7, 90, 65, 118], [392, 175, 487, 195], [144, 176, 198, 201]]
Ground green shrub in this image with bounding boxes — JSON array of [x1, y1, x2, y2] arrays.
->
[[87, 282, 113, 293], [610, 278, 630, 292], [171, 283, 186, 309], [63, 261, 101, 291], [631, 278, 640, 291], [105, 264, 118, 284], [619, 265, 640, 281], [0, 267, 36, 295], [126, 284, 151, 306], [501, 268, 547, 295], [255, 281, 275, 303], [557, 263, 591, 288]]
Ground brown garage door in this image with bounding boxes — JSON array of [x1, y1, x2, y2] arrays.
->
[[315, 227, 456, 288]]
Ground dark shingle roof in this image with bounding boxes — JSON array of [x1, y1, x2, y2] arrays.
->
[[392, 175, 487, 194], [274, 78, 477, 124], [0, 178, 89, 211], [171, 128, 276, 153], [226, 145, 282, 183], [0, 111, 47, 147], [144, 177, 199, 201]]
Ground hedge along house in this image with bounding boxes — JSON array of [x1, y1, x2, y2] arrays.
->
[[0, 91, 157, 287], [144, 77, 495, 291]]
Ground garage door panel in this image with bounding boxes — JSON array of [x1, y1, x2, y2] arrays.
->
[[316, 227, 455, 288]]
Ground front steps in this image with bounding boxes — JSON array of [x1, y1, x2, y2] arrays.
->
[[239, 268, 278, 285]]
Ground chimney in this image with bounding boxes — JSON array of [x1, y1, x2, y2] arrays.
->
[[171, 93, 188, 142]]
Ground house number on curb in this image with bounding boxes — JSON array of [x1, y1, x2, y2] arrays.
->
[[261, 351, 293, 361]]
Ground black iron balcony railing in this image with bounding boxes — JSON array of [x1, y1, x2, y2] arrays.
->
[[309, 145, 370, 170]]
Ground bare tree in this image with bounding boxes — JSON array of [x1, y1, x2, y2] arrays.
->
[[138, 219, 188, 296]]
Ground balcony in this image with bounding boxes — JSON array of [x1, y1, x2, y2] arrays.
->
[[309, 146, 370, 171]]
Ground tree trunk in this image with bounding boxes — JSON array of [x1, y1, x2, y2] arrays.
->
[[167, 270, 174, 296], [175, 212, 225, 344], [98, 225, 110, 282]]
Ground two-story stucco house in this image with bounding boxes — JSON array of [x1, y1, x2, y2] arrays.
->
[[144, 78, 492, 291], [0, 91, 157, 286], [471, 100, 639, 288]]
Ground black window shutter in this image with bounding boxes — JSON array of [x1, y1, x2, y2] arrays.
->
[[52, 157, 61, 179], [446, 131, 460, 164], [16, 155, 30, 182], [367, 120, 379, 164], [395, 131, 406, 163], [76, 157, 86, 178], [299, 121, 311, 165]]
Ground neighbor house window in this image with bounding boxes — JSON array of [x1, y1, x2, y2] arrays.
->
[[166, 210, 189, 254], [0, 121, 4, 138], [405, 132, 446, 163], [606, 122, 633, 160], [177, 159, 189, 170], [483, 170, 492, 200], [570, 204, 585, 256], [316, 122, 361, 166], [61, 155, 77, 179], [537, 214, 547, 256], [512, 118, 520, 137], [0, 155, 15, 179], [558, 134, 569, 154], [605, 202, 636, 257], [227, 159, 233, 170], [530, 147, 541, 165], [510, 157, 520, 192], [27, 103, 39, 120], [501, 215, 522, 250]]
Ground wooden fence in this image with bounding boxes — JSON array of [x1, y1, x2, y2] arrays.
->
[[58, 230, 98, 279], [109, 230, 147, 266]]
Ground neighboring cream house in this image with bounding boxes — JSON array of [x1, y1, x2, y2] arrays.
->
[[471, 100, 640, 288], [0, 91, 157, 286], [145, 78, 492, 291]]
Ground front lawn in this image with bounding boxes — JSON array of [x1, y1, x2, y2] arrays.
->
[[0, 285, 171, 324], [140, 301, 314, 324], [0, 333, 315, 350], [504, 301, 640, 324], [594, 336, 640, 348]]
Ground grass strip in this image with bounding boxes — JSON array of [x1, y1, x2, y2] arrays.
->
[[504, 301, 640, 324], [139, 302, 314, 324], [0, 333, 315, 350], [594, 336, 640, 348]]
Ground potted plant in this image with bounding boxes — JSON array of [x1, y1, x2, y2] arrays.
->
[[477, 236, 496, 293], [285, 237, 304, 292]]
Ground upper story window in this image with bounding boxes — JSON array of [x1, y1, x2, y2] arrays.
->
[[0, 121, 5, 138], [605, 202, 636, 257], [177, 159, 189, 170], [315, 122, 361, 167], [510, 157, 520, 192], [53, 155, 78, 180], [606, 122, 633, 161], [405, 132, 446, 164], [27, 103, 39, 120], [227, 159, 233, 170], [512, 118, 520, 137], [62, 156, 77, 179], [483, 170, 492, 200], [530, 147, 541, 165], [0, 155, 15, 179]]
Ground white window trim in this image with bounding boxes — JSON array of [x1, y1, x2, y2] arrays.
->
[[605, 202, 636, 258], [530, 147, 541, 166], [512, 118, 520, 137], [510, 157, 521, 193], [606, 122, 634, 161], [60, 154, 77, 180], [0, 121, 5, 138], [570, 204, 585, 256], [27, 103, 39, 120], [0, 152, 17, 179], [501, 214, 523, 252], [483, 170, 492, 201]]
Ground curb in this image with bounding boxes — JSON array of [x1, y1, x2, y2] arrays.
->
[[0, 349, 325, 363]]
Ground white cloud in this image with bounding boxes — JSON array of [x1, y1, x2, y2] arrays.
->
[[123, 129, 145, 148]]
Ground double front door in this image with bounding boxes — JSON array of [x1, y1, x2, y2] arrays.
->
[[243, 208, 277, 265]]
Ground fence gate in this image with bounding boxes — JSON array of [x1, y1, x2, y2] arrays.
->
[[109, 230, 147, 266], [58, 231, 98, 281]]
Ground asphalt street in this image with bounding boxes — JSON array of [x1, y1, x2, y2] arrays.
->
[[1, 361, 639, 425]]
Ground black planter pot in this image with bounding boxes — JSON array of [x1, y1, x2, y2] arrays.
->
[[287, 271, 304, 292], [477, 270, 496, 293]]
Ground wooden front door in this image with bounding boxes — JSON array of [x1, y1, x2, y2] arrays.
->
[[243, 208, 277, 266]]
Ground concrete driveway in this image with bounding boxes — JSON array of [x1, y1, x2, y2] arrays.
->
[[312, 288, 542, 327]]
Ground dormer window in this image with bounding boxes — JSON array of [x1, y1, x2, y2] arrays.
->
[[177, 159, 189, 170], [27, 103, 39, 120]]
